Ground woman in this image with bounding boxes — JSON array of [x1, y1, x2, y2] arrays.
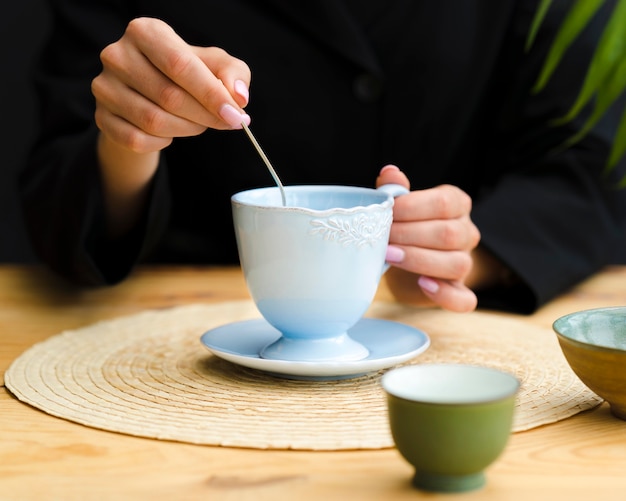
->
[[20, 1, 626, 313]]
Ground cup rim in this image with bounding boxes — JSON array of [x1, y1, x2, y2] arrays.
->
[[231, 185, 394, 214], [381, 363, 520, 405]]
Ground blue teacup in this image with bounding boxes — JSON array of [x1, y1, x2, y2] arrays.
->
[[231, 184, 407, 362]]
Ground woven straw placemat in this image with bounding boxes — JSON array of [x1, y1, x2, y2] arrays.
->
[[5, 300, 601, 450]]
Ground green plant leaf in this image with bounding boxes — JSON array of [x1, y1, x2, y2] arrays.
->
[[607, 107, 626, 176], [559, 51, 626, 148], [532, 0, 606, 94], [554, 0, 626, 124], [529, 0, 626, 181], [526, 0, 554, 52]]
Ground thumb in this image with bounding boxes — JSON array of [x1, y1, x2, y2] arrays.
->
[[375, 164, 410, 190]]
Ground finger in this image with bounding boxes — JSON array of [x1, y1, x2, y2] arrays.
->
[[375, 164, 410, 189], [389, 217, 481, 251], [93, 69, 208, 139], [129, 18, 248, 128], [393, 184, 473, 222], [384, 268, 477, 312], [417, 277, 478, 313], [94, 106, 173, 154], [387, 245, 474, 282], [99, 40, 221, 129], [193, 46, 252, 108]]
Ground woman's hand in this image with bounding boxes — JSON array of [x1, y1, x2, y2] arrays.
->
[[92, 17, 251, 154], [91, 17, 252, 238], [376, 165, 480, 312]]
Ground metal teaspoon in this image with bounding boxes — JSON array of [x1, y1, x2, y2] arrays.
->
[[241, 121, 287, 206]]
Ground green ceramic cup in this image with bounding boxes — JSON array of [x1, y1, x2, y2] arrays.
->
[[382, 364, 519, 493]]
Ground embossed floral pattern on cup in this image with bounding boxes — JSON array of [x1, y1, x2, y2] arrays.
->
[[309, 209, 393, 248]]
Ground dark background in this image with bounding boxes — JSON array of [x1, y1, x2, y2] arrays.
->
[[1, 1, 51, 262]]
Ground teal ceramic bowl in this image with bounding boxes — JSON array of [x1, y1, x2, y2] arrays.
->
[[553, 307, 626, 420]]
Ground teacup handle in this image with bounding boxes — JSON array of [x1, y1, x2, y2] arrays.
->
[[376, 183, 410, 275], [377, 183, 410, 199]]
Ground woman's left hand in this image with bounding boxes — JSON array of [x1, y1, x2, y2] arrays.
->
[[376, 164, 480, 312]]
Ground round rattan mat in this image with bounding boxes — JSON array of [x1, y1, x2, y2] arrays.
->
[[5, 300, 601, 450]]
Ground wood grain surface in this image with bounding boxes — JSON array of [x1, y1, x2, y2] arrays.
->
[[2, 264, 626, 501]]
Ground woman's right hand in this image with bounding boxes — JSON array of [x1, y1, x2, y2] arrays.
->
[[91, 18, 252, 238], [91, 16, 251, 154]]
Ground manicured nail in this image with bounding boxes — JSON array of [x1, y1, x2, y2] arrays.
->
[[219, 104, 249, 129], [379, 165, 400, 175], [385, 245, 405, 263], [418, 276, 440, 294], [234, 79, 249, 105]]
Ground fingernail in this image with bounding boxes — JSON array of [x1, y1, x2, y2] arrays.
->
[[379, 165, 400, 175], [385, 245, 405, 263], [219, 103, 248, 129], [234, 79, 249, 105], [418, 276, 440, 294]]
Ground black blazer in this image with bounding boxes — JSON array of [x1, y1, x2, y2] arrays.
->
[[20, 0, 626, 312]]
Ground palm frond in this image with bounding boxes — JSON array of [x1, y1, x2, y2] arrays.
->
[[525, 0, 554, 52], [529, 0, 606, 94], [553, 0, 626, 124], [560, 52, 626, 149], [607, 103, 626, 176], [527, 0, 626, 182]]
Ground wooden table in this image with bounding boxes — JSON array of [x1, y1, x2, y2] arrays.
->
[[1, 264, 626, 500]]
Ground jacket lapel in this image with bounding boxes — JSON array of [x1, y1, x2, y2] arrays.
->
[[260, 0, 382, 75]]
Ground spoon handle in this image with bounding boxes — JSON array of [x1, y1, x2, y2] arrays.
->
[[242, 122, 286, 206]]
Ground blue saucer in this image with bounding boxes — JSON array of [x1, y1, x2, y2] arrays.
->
[[200, 317, 430, 380]]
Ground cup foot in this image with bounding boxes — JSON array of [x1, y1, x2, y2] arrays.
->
[[412, 470, 486, 493], [260, 333, 369, 362]]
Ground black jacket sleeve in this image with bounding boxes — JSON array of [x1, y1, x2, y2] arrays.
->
[[472, 0, 626, 312], [19, 1, 171, 285]]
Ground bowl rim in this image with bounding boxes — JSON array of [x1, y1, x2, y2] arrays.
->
[[552, 306, 626, 352]]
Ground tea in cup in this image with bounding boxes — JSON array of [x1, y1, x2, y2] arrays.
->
[[231, 184, 408, 362], [382, 364, 519, 493]]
